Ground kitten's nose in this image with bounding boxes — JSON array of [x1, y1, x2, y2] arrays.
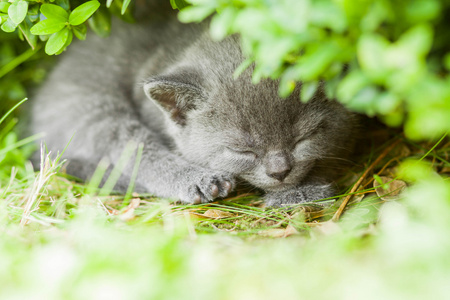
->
[[267, 168, 291, 182], [265, 151, 292, 182]]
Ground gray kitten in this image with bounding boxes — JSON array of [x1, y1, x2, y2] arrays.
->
[[31, 8, 356, 206]]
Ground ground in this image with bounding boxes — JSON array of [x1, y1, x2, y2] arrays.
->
[[1, 117, 449, 298]]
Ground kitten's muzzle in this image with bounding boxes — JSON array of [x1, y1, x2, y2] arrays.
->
[[267, 168, 291, 181], [264, 151, 292, 182]]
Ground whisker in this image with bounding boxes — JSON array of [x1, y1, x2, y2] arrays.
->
[[316, 156, 355, 164]]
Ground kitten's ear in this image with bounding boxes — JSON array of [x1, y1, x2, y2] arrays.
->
[[144, 78, 205, 126]]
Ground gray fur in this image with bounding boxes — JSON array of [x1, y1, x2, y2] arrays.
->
[[31, 10, 356, 206]]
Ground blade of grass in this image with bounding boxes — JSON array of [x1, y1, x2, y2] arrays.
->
[[0, 46, 39, 79], [0, 118, 18, 140], [401, 133, 449, 166], [418, 132, 448, 162], [0, 166, 17, 199], [122, 142, 144, 207], [20, 145, 64, 226], [85, 157, 110, 195], [332, 138, 401, 222], [0, 98, 28, 126], [0, 133, 43, 157], [99, 141, 137, 197]]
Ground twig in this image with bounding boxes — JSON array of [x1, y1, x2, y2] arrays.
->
[[331, 138, 401, 222], [363, 156, 398, 188]]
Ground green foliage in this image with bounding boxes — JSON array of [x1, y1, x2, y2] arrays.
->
[[68, 0, 100, 25], [2, 0, 448, 136], [0, 0, 135, 55], [170, 0, 189, 10], [8, 1, 28, 25], [179, 0, 450, 139]]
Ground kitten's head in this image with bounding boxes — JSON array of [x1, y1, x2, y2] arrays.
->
[[145, 75, 355, 192], [144, 39, 355, 192]]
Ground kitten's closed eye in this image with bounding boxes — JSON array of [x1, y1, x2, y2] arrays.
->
[[292, 120, 327, 148], [294, 137, 306, 147], [225, 147, 258, 159], [292, 136, 312, 151], [292, 122, 325, 149]]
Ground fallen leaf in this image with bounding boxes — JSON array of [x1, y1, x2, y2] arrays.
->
[[392, 143, 411, 157], [258, 229, 287, 238], [284, 224, 299, 237], [380, 167, 399, 177], [256, 225, 300, 238], [441, 166, 450, 173], [291, 205, 326, 221], [309, 220, 341, 236], [203, 209, 235, 219], [348, 186, 366, 204], [118, 198, 141, 221], [171, 210, 210, 220], [373, 176, 407, 201]]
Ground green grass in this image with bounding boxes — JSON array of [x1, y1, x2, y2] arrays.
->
[[0, 116, 449, 299]]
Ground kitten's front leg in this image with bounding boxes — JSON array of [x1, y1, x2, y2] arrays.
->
[[130, 142, 236, 204], [264, 182, 334, 207], [172, 167, 235, 204]]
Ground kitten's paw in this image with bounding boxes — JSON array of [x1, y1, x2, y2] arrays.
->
[[178, 171, 235, 204], [264, 183, 334, 207]]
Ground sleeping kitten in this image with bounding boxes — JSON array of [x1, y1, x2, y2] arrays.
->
[[31, 8, 356, 206]]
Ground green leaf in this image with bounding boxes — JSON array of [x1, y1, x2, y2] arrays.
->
[[8, 0, 28, 25], [297, 43, 338, 81], [0, 2, 11, 14], [0, 13, 8, 25], [45, 27, 69, 55], [345, 86, 379, 115], [121, 0, 131, 15], [373, 174, 390, 190], [178, 5, 215, 23], [1, 18, 17, 32], [279, 78, 296, 98], [73, 24, 87, 40], [170, 0, 189, 10], [106, 0, 114, 8], [30, 18, 66, 35], [39, 34, 49, 42], [69, 0, 100, 26], [40, 4, 69, 22], [405, 0, 440, 23], [300, 81, 319, 103], [109, 0, 134, 23], [323, 73, 340, 99], [358, 34, 389, 83], [27, 4, 39, 22], [55, 30, 72, 55], [233, 58, 253, 80], [87, 6, 110, 38], [55, 0, 70, 11], [337, 70, 370, 103], [397, 24, 433, 57], [19, 18, 38, 49], [374, 92, 401, 115], [209, 7, 235, 41], [444, 53, 450, 71], [17, 24, 23, 40]]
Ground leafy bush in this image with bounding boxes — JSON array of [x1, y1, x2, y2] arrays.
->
[[0, 0, 133, 53], [177, 0, 450, 139]]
